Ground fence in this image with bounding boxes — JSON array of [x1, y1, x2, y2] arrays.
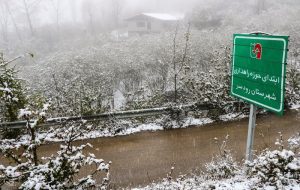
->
[[0, 103, 215, 129]]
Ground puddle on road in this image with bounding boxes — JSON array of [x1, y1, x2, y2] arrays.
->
[[2, 110, 300, 188]]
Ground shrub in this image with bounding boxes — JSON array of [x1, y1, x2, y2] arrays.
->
[[247, 133, 300, 188], [0, 109, 111, 189], [205, 135, 239, 179]]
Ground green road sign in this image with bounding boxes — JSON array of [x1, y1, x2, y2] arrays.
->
[[231, 33, 289, 114]]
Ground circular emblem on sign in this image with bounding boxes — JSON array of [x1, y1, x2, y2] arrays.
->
[[250, 43, 262, 59]]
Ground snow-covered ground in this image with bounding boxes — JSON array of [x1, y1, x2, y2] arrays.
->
[[18, 117, 214, 143], [132, 173, 300, 190], [219, 112, 247, 122], [16, 104, 300, 143], [291, 104, 300, 110]]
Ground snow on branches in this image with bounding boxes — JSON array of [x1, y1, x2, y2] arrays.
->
[[0, 112, 111, 189], [0, 53, 27, 122], [205, 135, 239, 179], [247, 133, 300, 189]]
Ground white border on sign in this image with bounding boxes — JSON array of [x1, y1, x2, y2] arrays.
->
[[231, 36, 286, 113]]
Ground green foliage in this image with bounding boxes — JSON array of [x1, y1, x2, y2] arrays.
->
[[1, 128, 22, 139], [181, 46, 234, 108], [286, 62, 300, 107], [247, 133, 300, 188], [247, 149, 300, 188], [0, 121, 111, 189], [0, 53, 27, 139], [0, 54, 27, 122]]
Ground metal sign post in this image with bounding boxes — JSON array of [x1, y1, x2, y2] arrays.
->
[[246, 104, 257, 161]]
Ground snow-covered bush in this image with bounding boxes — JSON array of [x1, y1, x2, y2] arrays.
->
[[103, 116, 134, 135], [19, 125, 111, 190], [286, 62, 300, 108], [0, 53, 27, 122], [247, 133, 300, 189], [247, 149, 300, 188], [0, 53, 27, 138], [288, 133, 300, 152], [180, 44, 241, 115], [0, 112, 111, 189], [158, 106, 187, 129], [160, 115, 178, 129], [205, 135, 239, 179]]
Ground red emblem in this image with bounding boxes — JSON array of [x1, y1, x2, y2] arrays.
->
[[250, 43, 262, 59]]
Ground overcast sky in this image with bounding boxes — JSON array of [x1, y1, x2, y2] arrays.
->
[[3, 0, 217, 27]]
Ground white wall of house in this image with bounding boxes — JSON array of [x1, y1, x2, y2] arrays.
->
[[151, 20, 165, 32], [127, 19, 165, 33]]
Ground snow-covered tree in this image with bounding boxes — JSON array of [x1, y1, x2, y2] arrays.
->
[[0, 53, 27, 122]]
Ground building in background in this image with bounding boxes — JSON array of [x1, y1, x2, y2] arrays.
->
[[125, 13, 184, 35]]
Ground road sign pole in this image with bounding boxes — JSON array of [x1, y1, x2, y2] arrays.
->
[[246, 104, 257, 161], [231, 33, 288, 161]]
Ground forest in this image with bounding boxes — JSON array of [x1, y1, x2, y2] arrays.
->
[[0, 0, 300, 189]]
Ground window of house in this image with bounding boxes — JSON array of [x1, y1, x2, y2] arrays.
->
[[136, 21, 145, 27]]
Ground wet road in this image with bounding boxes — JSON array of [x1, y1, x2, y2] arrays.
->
[[4, 110, 300, 188]]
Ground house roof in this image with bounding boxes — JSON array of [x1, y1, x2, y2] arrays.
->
[[125, 13, 184, 21]]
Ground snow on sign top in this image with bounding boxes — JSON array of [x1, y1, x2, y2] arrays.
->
[[125, 13, 184, 21]]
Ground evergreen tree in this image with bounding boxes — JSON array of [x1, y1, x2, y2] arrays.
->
[[0, 53, 27, 139], [0, 53, 27, 122]]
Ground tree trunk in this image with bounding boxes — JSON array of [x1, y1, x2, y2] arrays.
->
[[26, 117, 38, 166], [23, 0, 34, 36], [174, 74, 177, 103], [5, 2, 22, 41]]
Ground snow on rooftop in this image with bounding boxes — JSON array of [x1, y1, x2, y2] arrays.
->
[[126, 13, 184, 21], [142, 13, 182, 21]]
